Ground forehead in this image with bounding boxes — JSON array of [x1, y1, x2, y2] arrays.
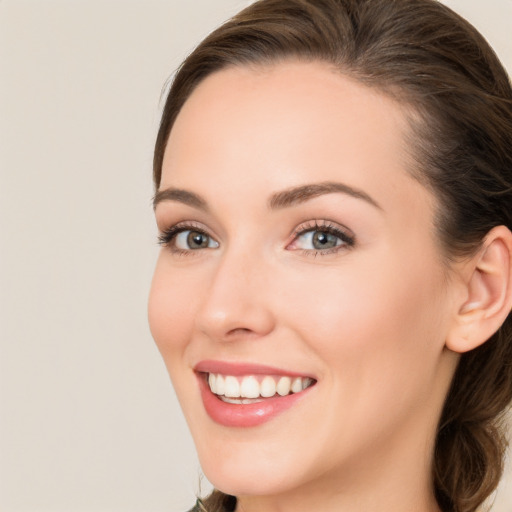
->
[[163, 61, 410, 175], [160, 61, 432, 222]]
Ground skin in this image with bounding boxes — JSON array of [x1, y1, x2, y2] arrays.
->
[[148, 61, 467, 512]]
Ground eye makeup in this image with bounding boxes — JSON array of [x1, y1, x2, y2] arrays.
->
[[287, 219, 356, 257], [158, 218, 356, 258], [158, 221, 218, 255]]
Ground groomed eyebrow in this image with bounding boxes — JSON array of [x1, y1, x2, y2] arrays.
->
[[153, 181, 381, 212], [153, 188, 209, 211], [268, 181, 382, 211]]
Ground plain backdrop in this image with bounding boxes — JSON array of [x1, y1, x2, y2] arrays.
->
[[0, 1, 511, 511]]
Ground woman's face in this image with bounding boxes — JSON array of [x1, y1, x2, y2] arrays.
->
[[149, 62, 460, 502]]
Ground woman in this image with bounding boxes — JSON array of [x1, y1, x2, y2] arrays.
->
[[148, 1, 512, 511]]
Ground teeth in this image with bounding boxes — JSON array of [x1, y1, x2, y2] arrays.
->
[[291, 377, 302, 393], [224, 376, 240, 398], [302, 377, 313, 390], [276, 376, 291, 396], [207, 373, 314, 399], [240, 375, 260, 398], [208, 373, 216, 392], [220, 396, 265, 404], [216, 374, 225, 395], [260, 376, 276, 398]]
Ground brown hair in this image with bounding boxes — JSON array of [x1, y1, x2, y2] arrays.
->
[[154, 1, 512, 511]]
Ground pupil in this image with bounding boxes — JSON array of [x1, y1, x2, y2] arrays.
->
[[188, 231, 208, 248], [313, 231, 336, 249]]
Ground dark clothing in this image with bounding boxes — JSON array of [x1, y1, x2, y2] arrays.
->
[[187, 495, 237, 512]]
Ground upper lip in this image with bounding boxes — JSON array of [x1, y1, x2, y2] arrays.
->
[[194, 360, 316, 379]]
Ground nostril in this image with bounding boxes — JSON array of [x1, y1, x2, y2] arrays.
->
[[228, 327, 252, 335], [224, 327, 262, 341]]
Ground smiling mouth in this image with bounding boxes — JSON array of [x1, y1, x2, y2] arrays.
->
[[206, 373, 316, 404]]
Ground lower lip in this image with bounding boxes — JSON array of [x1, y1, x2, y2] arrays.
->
[[198, 374, 314, 428]]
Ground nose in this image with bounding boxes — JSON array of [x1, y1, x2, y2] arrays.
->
[[194, 246, 276, 342]]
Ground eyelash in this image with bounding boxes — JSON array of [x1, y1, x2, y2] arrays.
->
[[290, 220, 355, 257], [158, 221, 212, 256], [157, 220, 355, 256]]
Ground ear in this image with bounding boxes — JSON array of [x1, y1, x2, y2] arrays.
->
[[446, 225, 512, 354]]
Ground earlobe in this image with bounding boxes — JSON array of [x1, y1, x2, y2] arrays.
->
[[446, 225, 512, 354]]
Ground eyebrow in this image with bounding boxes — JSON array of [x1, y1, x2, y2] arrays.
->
[[153, 181, 381, 211], [153, 188, 209, 211], [268, 181, 382, 211]]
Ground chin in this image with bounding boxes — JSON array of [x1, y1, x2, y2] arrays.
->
[[203, 461, 293, 497], [196, 436, 309, 497]]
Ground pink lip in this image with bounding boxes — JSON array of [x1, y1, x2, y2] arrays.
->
[[194, 359, 314, 378], [195, 360, 316, 428]]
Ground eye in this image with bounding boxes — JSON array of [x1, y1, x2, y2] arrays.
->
[[287, 221, 355, 254], [297, 230, 343, 250], [175, 230, 218, 250], [158, 224, 219, 253]]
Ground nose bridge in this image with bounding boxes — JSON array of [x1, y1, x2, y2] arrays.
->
[[195, 240, 275, 341]]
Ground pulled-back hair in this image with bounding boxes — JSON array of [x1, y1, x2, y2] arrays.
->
[[154, 1, 512, 511]]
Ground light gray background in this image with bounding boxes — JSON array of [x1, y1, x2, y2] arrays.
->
[[0, 1, 511, 511]]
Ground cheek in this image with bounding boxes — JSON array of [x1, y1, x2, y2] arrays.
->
[[148, 256, 199, 363], [279, 251, 449, 388], [273, 254, 450, 458]]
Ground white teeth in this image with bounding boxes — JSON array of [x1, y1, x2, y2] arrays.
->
[[224, 376, 240, 398], [302, 377, 313, 390], [240, 375, 260, 398], [260, 376, 276, 398], [276, 376, 291, 396], [208, 373, 216, 393], [220, 396, 265, 404], [216, 374, 225, 395], [291, 377, 302, 393], [207, 373, 314, 399]]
